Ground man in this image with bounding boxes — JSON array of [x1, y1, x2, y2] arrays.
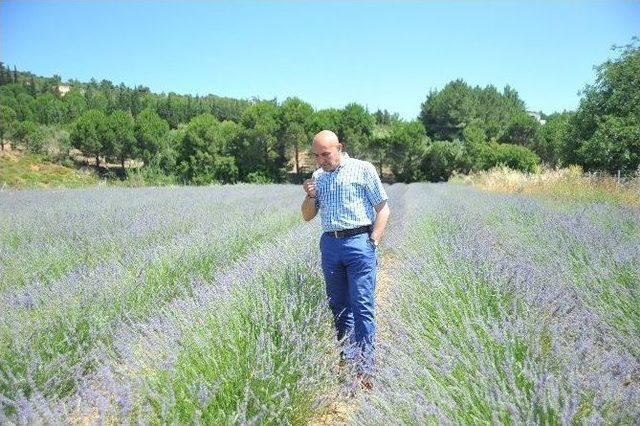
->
[[301, 130, 390, 389]]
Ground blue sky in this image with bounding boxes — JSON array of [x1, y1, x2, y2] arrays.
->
[[1, 1, 638, 119]]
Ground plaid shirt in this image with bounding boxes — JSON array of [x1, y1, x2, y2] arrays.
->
[[312, 153, 388, 232]]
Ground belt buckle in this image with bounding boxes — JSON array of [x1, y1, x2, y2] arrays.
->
[[333, 230, 339, 238]]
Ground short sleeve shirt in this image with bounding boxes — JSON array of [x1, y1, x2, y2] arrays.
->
[[312, 154, 388, 232]]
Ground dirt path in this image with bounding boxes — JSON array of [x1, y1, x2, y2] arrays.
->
[[309, 250, 394, 425]]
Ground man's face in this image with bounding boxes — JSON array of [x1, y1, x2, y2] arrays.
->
[[313, 142, 342, 172]]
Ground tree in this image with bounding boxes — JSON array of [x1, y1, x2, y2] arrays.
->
[[237, 101, 282, 181], [578, 115, 639, 174], [64, 88, 88, 121], [421, 140, 466, 182], [388, 120, 429, 182], [535, 112, 572, 167], [338, 103, 374, 159], [568, 38, 640, 173], [311, 108, 341, 134], [177, 114, 239, 184], [498, 112, 540, 148], [0, 63, 7, 85], [13, 120, 45, 153], [373, 109, 399, 126], [420, 79, 528, 141], [14, 93, 34, 121], [32, 93, 66, 125], [28, 75, 36, 96], [280, 97, 314, 174], [70, 109, 111, 168], [134, 108, 170, 166], [85, 87, 109, 112], [108, 110, 137, 171], [420, 79, 477, 141], [0, 105, 17, 150]]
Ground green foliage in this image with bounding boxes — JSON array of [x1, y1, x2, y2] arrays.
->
[[245, 170, 274, 183], [0, 105, 17, 146], [3, 41, 639, 187], [237, 101, 283, 181], [388, 120, 429, 182], [177, 114, 239, 184], [32, 93, 66, 125], [474, 142, 540, 173], [568, 39, 640, 173], [311, 108, 341, 133], [107, 110, 136, 169], [14, 93, 35, 122], [84, 86, 109, 112], [208, 94, 250, 122], [498, 111, 540, 148], [337, 103, 374, 158], [70, 109, 110, 166], [578, 115, 640, 174], [13, 120, 45, 153], [280, 97, 314, 173], [420, 80, 528, 141], [373, 109, 400, 125], [135, 108, 170, 166], [535, 112, 572, 166], [421, 140, 467, 182], [63, 88, 87, 121]]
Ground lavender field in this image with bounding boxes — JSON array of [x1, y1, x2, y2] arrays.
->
[[1, 183, 638, 424]]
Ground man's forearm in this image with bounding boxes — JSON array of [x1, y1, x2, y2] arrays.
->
[[370, 203, 390, 242], [301, 196, 318, 221]]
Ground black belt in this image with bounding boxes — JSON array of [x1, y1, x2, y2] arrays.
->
[[325, 225, 372, 238]]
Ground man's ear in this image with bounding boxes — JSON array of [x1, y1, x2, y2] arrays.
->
[[337, 143, 343, 152]]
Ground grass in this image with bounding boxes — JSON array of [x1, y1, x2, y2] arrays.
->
[[0, 151, 98, 188], [452, 165, 640, 206]]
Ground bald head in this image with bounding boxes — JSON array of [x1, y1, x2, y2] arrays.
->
[[312, 130, 343, 172], [313, 130, 340, 149]]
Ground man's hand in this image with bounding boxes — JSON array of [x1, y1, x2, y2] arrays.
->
[[301, 178, 318, 221], [303, 178, 316, 198]]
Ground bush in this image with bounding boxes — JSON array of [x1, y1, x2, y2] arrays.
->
[[246, 171, 273, 184], [13, 120, 45, 154], [421, 140, 467, 182], [123, 166, 177, 187], [474, 142, 540, 173]]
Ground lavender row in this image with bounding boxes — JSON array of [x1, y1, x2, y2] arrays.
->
[[1, 184, 322, 421], [359, 184, 639, 423], [3, 207, 337, 424]]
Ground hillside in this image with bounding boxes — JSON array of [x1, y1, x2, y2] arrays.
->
[[0, 148, 98, 189]]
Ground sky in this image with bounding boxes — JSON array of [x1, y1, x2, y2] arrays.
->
[[1, 1, 638, 120]]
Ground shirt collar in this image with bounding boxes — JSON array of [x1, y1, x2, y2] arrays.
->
[[335, 152, 350, 171]]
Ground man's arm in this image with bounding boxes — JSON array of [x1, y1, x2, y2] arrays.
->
[[370, 200, 390, 243], [301, 195, 318, 221], [301, 178, 318, 221]]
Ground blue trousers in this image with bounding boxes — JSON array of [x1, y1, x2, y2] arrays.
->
[[320, 232, 377, 374]]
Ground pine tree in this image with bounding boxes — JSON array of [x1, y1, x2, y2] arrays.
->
[[13, 66, 18, 84], [29, 75, 37, 96], [0, 63, 6, 85]]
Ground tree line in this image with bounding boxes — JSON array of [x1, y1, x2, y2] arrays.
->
[[1, 37, 637, 184]]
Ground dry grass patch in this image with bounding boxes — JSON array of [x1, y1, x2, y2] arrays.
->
[[452, 165, 640, 206]]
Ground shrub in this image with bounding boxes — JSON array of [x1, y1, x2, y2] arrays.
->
[[421, 140, 466, 182], [474, 142, 540, 173]]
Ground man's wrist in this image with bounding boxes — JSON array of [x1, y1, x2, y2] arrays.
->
[[306, 194, 316, 199]]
